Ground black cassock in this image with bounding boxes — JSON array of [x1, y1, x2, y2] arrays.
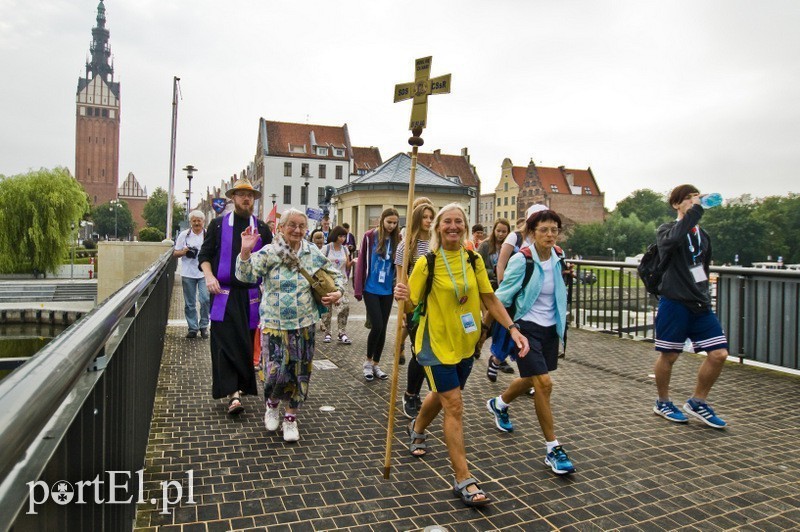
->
[[198, 213, 272, 399]]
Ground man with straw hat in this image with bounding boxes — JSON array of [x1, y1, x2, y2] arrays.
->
[[199, 177, 272, 416]]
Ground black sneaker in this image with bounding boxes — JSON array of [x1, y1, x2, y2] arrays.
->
[[403, 394, 420, 419], [200, 328, 208, 339], [498, 361, 515, 374], [186, 330, 198, 339]]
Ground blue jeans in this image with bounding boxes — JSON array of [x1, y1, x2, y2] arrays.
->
[[182, 276, 210, 332]]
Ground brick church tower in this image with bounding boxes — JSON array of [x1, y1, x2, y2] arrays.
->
[[75, 0, 120, 206]]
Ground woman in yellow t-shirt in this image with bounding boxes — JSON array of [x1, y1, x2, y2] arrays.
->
[[394, 203, 528, 508]]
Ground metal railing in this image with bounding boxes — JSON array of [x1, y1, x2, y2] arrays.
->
[[0, 251, 175, 531], [570, 260, 800, 371]]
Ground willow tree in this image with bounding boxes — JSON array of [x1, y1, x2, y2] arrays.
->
[[0, 167, 89, 274]]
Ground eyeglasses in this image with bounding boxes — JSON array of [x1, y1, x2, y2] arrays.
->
[[234, 191, 255, 198], [284, 223, 307, 231], [535, 227, 560, 235]]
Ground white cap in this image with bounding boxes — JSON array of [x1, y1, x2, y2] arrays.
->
[[525, 204, 548, 220]]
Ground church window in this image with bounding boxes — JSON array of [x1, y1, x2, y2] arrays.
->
[[550, 185, 559, 192], [284, 162, 292, 177], [584, 186, 592, 195], [87, 168, 91, 176], [102, 109, 108, 118], [101, 169, 105, 177], [336, 165, 343, 179], [319, 165, 326, 179], [283, 185, 292, 204]]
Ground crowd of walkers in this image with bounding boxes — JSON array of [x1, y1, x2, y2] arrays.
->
[[183, 178, 729, 507]]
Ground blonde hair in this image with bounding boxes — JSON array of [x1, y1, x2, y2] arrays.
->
[[407, 203, 436, 260], [428, 203, 468, 252]]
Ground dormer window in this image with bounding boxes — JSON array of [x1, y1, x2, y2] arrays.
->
[[316, 147, 329, 156], [583, 186, 592, 195], [550, 184, 559, 192], [334, 148, 345, 157], [289, 144, 307, 154]]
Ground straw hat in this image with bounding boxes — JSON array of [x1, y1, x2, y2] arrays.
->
[[225, 177, 262, 199]]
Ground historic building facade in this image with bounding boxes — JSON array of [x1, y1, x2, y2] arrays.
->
[[75, 0, 120, 207], [414, 148, 481, 225]]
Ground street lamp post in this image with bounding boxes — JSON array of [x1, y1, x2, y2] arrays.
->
[[270, 193, 277, 207], [183, 165, 196, 217], [109, 199, 120, 240], [607, 247, 616, 261], [70, 222, 76, 280], [302, 175, 311, 207]]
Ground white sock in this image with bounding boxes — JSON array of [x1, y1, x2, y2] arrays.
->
[[495, 396, 509, 410], [546, 440, 560, 453]]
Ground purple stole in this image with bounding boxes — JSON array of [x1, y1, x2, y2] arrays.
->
[[210, 213, 263, 328]]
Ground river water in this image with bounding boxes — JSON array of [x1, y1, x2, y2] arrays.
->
[[0, 323, 67, 381]]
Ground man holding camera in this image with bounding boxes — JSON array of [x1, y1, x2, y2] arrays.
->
[[174, 210, 210, 339]]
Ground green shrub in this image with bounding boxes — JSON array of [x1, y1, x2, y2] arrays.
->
[[139, 227, 164, 242]]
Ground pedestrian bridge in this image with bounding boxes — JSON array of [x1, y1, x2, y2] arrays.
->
[[1, 252, 799, 531]]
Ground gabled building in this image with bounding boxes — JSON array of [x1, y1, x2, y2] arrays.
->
[[252, 119, 354, 219], [335, 153, 474, 238], [494, 158, 524, 223], [75, 0, 120, 206], [414, 148, 481, 225], [352, 146, 383, 177], [118, 172, 148, 231]]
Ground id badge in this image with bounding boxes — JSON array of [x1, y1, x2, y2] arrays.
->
[[460, 312, 478, 333], [378, 270, 386, 283], [689, 264, 708, 283]]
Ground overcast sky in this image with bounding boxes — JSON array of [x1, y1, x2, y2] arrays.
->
[[2, 0, 799, 208]]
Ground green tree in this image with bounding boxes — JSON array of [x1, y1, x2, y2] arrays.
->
[[91, 200, 135, 239], [615, 189, 673, 226], [702, 204, 771, 266], [564, 223, 606, 258], [564, 212, 655, 259], [753, 194, 800, 263], [0, 167, 89, 274], [143, 187, 185, 238]]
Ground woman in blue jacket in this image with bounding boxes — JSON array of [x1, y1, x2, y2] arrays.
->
[[485, 208, 576, 476]]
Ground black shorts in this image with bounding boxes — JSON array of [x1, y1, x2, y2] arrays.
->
[[515, 320, 559, 377]]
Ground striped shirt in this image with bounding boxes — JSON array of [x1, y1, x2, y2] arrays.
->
[[395, 238, 430, 274]]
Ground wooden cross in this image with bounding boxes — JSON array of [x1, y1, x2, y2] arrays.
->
[[394, 56, 451, 131]]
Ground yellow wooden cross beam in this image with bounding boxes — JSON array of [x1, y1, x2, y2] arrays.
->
[[394, 56, 451, 131]]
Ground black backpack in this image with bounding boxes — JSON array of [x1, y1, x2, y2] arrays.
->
[[638, 243, 668, 295]]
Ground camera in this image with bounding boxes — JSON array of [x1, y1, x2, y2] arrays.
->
[[185, 246, 199, 259]]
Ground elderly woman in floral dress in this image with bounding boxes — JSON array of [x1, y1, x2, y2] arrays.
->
[[236, 208, 345, 442]]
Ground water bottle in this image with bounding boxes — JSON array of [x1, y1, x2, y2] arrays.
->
[[700, 193, 723, 209]]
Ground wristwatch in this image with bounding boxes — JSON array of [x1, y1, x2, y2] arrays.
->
[[507, 323, 520, 332]]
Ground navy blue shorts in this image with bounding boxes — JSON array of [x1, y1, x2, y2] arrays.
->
[[515, 321, 559, 377], [655, 297, 728, 353], [423, 357, 474, 393]]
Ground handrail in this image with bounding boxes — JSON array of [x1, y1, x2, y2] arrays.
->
[[0, 250, 172, 489]]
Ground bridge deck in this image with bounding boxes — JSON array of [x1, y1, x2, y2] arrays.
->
[[134, 278, 800, 531]]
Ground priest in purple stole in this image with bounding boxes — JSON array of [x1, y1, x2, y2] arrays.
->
[[199, 178, 272, 415]]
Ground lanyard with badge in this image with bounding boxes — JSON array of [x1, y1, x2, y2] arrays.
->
[[441, 248, 478, 333], [377, 239, 392, 284], [687, 227, 708, 283]]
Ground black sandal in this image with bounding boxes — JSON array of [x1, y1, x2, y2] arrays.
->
[[453, 477, 490, 507], [407, 420, 427, 457], [227, 397, 244, 415]]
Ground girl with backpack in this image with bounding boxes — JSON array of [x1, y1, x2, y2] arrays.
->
[[354, 208, 401, 381], [393, 203, 528, 507], [320, 225, 352, 344]]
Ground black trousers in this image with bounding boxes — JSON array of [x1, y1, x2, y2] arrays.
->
[[363, 292, 394, 363]]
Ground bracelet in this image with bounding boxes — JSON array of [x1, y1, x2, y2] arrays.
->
[[507, 323, 520, 332]]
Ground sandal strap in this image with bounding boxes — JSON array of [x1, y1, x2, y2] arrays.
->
[[454, 477, 480, 491]]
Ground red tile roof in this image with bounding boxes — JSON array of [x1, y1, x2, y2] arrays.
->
[[413, 149, 480, 187], [513, 165, 601, 195], [264, 120, 351, 159], [352, 146, 383, 174]]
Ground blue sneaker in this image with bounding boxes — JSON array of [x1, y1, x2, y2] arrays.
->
[[683, 400, 727, 429], [653, 400, 688, 423], [486, 398, 513, 432], [545, 446, 576, 475]]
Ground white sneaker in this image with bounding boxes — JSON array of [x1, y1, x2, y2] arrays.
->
[[372, 364, 388, 380], [363, 361, 374, 381], [283, 419, 300, 442], [264, 405, 281, 432]]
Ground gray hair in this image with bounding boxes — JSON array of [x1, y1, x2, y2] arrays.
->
[[278, 208, 308, 227], [188, 210, 205, 221], [428, 203, 468, 252]]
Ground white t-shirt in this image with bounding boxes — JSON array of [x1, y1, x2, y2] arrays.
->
[[323, 244, 349, 278], [502, 231, 531, 250], [519, 258, 557, 326], [176, 229, 205, 279]]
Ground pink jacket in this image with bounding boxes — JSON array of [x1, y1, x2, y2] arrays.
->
[[353, 229, 378, 301]]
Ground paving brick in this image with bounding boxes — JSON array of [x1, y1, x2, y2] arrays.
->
[[132, 280, 800, 530]]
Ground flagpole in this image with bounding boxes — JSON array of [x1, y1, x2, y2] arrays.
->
[[166, 76, 179, 241], [383, 127, 423, 479]]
